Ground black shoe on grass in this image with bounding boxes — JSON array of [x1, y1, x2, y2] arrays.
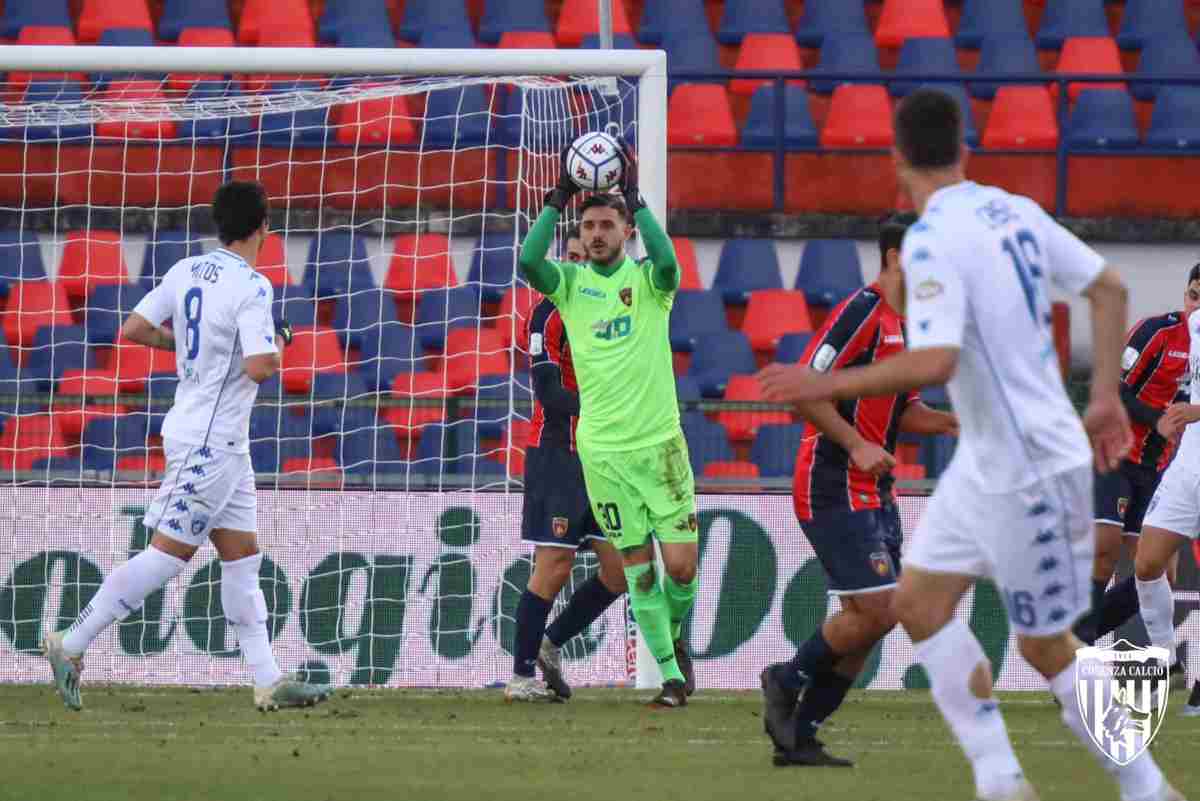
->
[[773, 737, 854, 768], [651, 679, 688, 708]]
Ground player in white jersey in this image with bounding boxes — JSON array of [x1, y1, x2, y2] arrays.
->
[[758, 90, 1184, 801], [42, 181, 331, 713]]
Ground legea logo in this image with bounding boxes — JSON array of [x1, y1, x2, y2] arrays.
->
[[1075, 640, 1170, 765]]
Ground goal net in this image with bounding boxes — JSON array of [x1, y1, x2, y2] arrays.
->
[[0, 46, 664, 689]]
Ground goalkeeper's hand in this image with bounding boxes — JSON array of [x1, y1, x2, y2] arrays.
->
[[275, 318, 294, 348], [617, 138, 645, 214], [543, 145, 580, 212]]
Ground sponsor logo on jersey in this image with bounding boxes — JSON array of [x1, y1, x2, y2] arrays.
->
[[883, 334, 904, 345], [812, 343, 838, 372], [868, 551, 891, 577], [914, 278, 944, 300], [620, 287, 632, 306], [580, 287, 607, 299], [1168, 350, 1188, 359], [1075, 641, 1170, 765], [551, 517, 569, 538]]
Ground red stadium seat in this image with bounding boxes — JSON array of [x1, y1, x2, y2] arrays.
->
[[95, 81, 178, 140], [742, 289, 813, 350], [500, 420, 532, 475], [386, 233, 457, 296], [820, 85, 894, 148], [0, 414, 69, 471], [441, 327, 508, 392], [702, 460, 761, 479], [875, 0, 950, 48], [556, 0, 632, 47], [672, 237, 703, 291], [57, 230, 130, 303], [52, 401, 127, 443], [498, 286, 541, 350], [107, 332, 177, 390], [281, 325, 347, 394], [168, 28, 236, 93], [4, 281, 72, 350], [387, 371, 448, 437], [716, 374, 792, 441], [281, 455, 341, 482], [256, 233, 292, 288], [116, 449, 167, 477], [894, 462, 927, 481], [1055, 38, 1126, 101], [10, 27, 77, 95], [334, 95, 418, 147], [498, 31, 558, 49], [982, 87, 1060, 149], [237, 0, 313, 45], [668, 84, 738, 147], [731, 34, 803, 97], [56, 369, 121, 400], [77, 0, 152, 43]]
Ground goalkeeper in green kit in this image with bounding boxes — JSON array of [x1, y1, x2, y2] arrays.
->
[[518, 142, 698, 707]]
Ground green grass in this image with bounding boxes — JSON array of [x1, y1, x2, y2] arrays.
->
[[0, 685, 1196, 801]]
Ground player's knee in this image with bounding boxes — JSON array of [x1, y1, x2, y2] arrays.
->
[[1016, 633, 1073, 677], [1133, 549, 1167, 582], [858, 595, 898, 638], [665, 560, 696, 585]]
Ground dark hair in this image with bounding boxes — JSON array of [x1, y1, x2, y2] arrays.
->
[[212, 181, 268, 245], [895, 89, 962, 169], [565, 224, 581, 241], [579, 193, 632, 223], [878, 212, 918, 268], [1189, 263, 1200, 286]]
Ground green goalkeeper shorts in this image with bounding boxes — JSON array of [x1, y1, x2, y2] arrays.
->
[[578, 431, 698, 552]]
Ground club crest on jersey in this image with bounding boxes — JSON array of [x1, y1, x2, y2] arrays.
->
[[552, 517, 569, 538], [1075, 641, 1170, 765], [868, 551, 892, 577], [914, 278, 944, 300], [620, 288, 632, 306], [1117, 497, 1129, 518]]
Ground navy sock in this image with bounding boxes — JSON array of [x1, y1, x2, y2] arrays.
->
[[794, 670, 856, 741], [1073, 578, 1109, 645], [1096, 576, 1140, 640], [513, 589, 553, 678], [780, 628, 839, 690], [545, 576, 621, 648]]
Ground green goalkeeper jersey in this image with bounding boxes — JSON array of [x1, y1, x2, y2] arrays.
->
[[519, 207, 681, 452]]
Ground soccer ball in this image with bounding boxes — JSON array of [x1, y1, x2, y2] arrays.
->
[[566, 131, 624, 192]]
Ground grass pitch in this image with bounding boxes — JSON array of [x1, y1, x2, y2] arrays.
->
[[0, 685, 1196, 801]]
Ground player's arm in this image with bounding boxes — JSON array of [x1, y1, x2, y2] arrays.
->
[[517, 148, 580, 297], [795, 400, 895, 475], [124, 281, 176, 351], [618, 144, 680, 294], [530, 309, 580, 417], [237, 281, 280, 384], [1117, 319, 1170, 427], [898, 401, 959, 436]]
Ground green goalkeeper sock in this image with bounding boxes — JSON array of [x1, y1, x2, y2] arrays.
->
[[663, 574, 698, 641], [623, 562, 684, 684]]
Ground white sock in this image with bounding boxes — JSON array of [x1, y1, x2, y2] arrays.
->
[[62, 546, 187, 656], [1050, 661, 1164, 801], [1135, 576, 1175, 662], [222, 553, 283, 689], [914, 619, 1025, 799]]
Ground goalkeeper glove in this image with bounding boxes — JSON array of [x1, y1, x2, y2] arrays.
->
[[543, 145, 580, 212], [617, 139, 645, 215], [275, 318, 294, 347]]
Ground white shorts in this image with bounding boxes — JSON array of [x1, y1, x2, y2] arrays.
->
[[144, 439, 257, 546], [1142, 457, 1200, 539], [907, 464, 1094, 637]]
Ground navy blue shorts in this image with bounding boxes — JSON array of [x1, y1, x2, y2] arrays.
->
[[1094, 460, 1161, 534], [521, 445, 603, 550], [801, 504, 903, 596]]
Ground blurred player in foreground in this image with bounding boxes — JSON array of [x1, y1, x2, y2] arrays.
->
[[42, 181, 331, 713], [758, 89, 1185, 801], [760, 213, 957, 767], [519, 145, 698, 708], [508, 227, 628, 702]]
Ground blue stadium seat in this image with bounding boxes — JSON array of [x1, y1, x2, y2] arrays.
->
[[336, 423, 408, 479], [892, 38, 960, 97], [1132, 33, 1200, 101], [581, 34, 639, 49], [468, 230, 523, 303], [140, 230, 202, 290], [0, 367, 45, 416], [337, 27, 397, 47], [160, 0, 230, 40], [955, 0, 1028, 49], [921, 384, 950, 406], [675, 375, 702, 404], [332, 288, 400, 350], [971, 32, 1042, 99], [309, 372, 371, 436], [92, 28, 158, 88], [796, 240, 864, 309], [582, 79, 639, 143], [1036, 0, 1109, 50], [423, 85, 493, 149], [85, 284, 148, 346], [794, 0, 870, 49], [419, 25, 476, 48], [480, 0, 549, 44], [682, 415, 736, 475], [81, 416, 147, 472], [664, 32, 724, 89], [809, 33, 881, 95], [1067, 90, 1140, 149], [638, 0, 708, 46], [718, 0, 789, 45], [774, 332, 813, 364], [273, 293, 319, 329], [742, 85, 819, 149], [250, 410, 312, 473], [920, 433, 957, 478], [0, 230, 47, 284], [915, 84, 980, 147], [302, 230, 375, 298], [1118, 0, 1188, 51], [259, 84, 331, 148], [399, 0, 470, 42], [178, 82, 253, 141], [750, 423, 805, 477], [0, 339, 15, 370], [32, 457, 84, 477], [358, 321, 426, 392], [1145, 87, 1200, 150], [415, 286, 482, 350], [714, 239, 783, 303], [318, 0, 390, 44], [499, 88, 574, 150], [145, 372, 178, 437], [414, 420, 481, 475], [688, 331, 757, 397], [9, 79, 88, 143], [669, 290, 728, 352], [27, 325, 95, 385], [1, 0, 69, 37], [470, 374, 520, 439]]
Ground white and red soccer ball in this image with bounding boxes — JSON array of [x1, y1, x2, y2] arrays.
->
[[566, 131, 624, 192]]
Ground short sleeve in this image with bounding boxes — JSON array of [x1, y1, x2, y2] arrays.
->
[[803, 290, 879, 373], [1121, 318, 1167, 387], [903, 233, 967, 351], [1037, 208, 1106, 296], [237, 280, 277, 358], [131, 277, 173, 327], [545, 261, 576, 309]]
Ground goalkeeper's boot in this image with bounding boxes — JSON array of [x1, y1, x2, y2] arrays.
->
[[675, 638, 696, 697], [1181, 680, 1200, 717], [504, 675, 561, 703], [772, 736, 853, 768], [761, 663, 805, 752], [650, 679, 688, 708], [976, 779, 1040, 801], [255, 673, 333, 712], [537, 638, 571, 700], [41, 630, 83, 711]]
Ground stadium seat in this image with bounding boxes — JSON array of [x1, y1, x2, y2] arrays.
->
[[891, 38, 960, 97], [337, 27, 398, 47], [775, 332, 813, 364], [875, 0, 950, 48], [703, 461, 761, 481], [281, 326, 347, 394], [714, 239, 783, 304], [669, 290, 728, 351], [955, 0, 1028, 49], [167, 28, 236, 92], [413, 419, 484, 475], [108, 331, 176, 390], [820, 84, 894, 148], [80, 416, 147, 472], [27, 324, 95, 386], [91, 31, 158, 92], [468, 373, 526, 439], [663, 32, 724, 90], [302, 230, 375, 298], [556, 0, 633, 47], [1132, 33, 1200, 101], [676, 375, 702, 404], [255, 233, 291, 289], [415, 286, 483, 350], [408, 0, 473, 42], [159, 0, 230, 40], [667, 84, 738, 146], [718, 0, 790, 45], [423, 85, 493, 149], [333, 95, 417, 146], [250, 410, 313, 473], [318, 0, 390, 44], [921, 384, 950, 407], [386, 370, 447, 435], [1145, 87, 1200, 150], [7, 26, 76, 95], [307, 372, 371, 436], [1036, 0, 1110, 50], [356, 322, 424, 392], [333, 288, 400, 350], [176, 81, 252, 140], [499, 87, 575, 150], [273, 294, 318, 329], [688, 331, 757, 397], [919, 433, 957, 478], [468, 230, 522, 303], [742, 85, 819, 149], [1119, 0, 1189, 51], [810, 33, 881, 95], [681, 415, 736, 475], [749, 423, 805, 477], [982, 86, 1059, 149], [419, 26, 476, 48], [742, 290, 813, 351], [731, 34, 803, 97], [796, 239, 865, 309], [1067, 90, 1140, 149], [479, 0, 549, 44], [894, 463, 927, 481], [638, 0, 708, 45], [580, 33, 639, 49], [794, 0, 870, 49], [259, 91, 330, 148], [84, 284, 148, 346], [95, 79, 177, 139], [971, 32, 1043, 99], [139, 230, 201, 290], [58, 230, 130, 303], [3, 281, 71, 350], [1, 0, 70, 38], [0, 230, 47, 284], [0, 414, 69, 472], [237, 0, 313, 45], [441, 327, 508, 392], [386, 234, 456, 296], [716, 374, 792, 442], [77, 0, 152, 43], [497, 31, 558, 48], [671, 237, 704, 291], [1054, 37, 1126, 101]]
